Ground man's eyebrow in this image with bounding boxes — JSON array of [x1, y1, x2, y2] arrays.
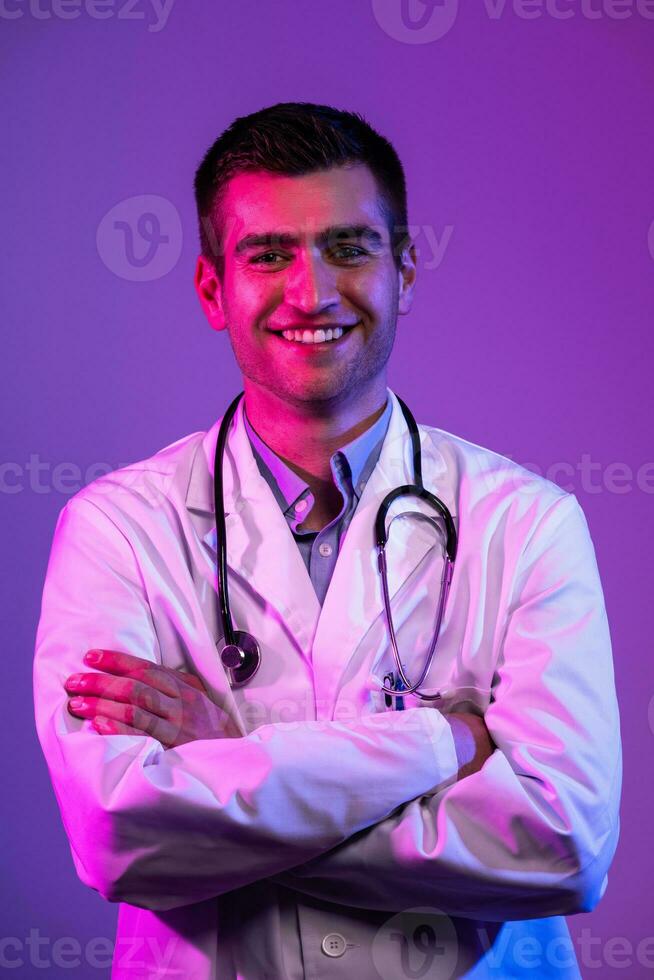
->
[[234, 224, 385, 254]]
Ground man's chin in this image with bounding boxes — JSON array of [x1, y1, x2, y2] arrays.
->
[[279, 375, 360, 408]]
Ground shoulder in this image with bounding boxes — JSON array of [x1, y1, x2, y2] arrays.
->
[[62, 426, 209, 521], [416, 419, 578, 536]]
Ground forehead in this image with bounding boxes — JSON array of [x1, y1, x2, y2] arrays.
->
[[219, 164, 388, 242]]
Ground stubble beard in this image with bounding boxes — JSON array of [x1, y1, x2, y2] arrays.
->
[[226, 314, 398, 413]]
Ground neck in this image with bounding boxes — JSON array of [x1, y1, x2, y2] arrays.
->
[[242, 378, 389, 481]]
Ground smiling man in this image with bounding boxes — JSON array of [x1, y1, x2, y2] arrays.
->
[[195, 161, 410, 537], [34, 103, 621, 979]]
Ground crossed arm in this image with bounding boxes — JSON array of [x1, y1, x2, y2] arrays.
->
[[33, 492, 621, 919], [61, 649, 493, 774]]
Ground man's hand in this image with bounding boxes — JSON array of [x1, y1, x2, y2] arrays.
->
[[446, 711, 495, 780], [65, 649, 239, 747]]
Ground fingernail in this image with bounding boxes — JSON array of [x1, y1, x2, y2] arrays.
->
[[69, 697, 86, 708], [85, 650, 102, 664], [93, 717, 110, 732]]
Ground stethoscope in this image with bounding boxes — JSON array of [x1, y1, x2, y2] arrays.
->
[[214, 392, 458, 704]]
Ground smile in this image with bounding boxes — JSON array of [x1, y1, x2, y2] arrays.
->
[[273, 323, 359, 345]]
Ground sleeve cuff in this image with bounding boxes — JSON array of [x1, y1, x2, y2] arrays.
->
[[418, 708, 460, 793]]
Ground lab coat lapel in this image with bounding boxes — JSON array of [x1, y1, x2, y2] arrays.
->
[[185, 398, 321, 660], [311, 390, 452, 717]]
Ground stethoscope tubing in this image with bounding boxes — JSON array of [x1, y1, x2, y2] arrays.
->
[[213, 391, 244, 649], [213, 392, 457, 701]]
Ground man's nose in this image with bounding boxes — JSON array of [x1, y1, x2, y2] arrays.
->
[[283, 251, 340, 313]]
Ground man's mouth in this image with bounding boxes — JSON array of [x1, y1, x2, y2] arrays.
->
[[271, 323, 359, 346]]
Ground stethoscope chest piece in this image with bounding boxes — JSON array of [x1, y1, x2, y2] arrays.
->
[[218, 631, 261, 687]]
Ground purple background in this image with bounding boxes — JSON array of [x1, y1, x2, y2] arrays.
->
[[3, 2, 653, 975]]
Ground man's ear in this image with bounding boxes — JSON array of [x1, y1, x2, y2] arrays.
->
[[194, 254, 226, 332], [397, 240, 417, 316]]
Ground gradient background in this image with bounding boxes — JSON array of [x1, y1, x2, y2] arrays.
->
[[2, 2, 653, 976]]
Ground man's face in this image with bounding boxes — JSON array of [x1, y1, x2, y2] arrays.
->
[[195, 163, 416, 410]]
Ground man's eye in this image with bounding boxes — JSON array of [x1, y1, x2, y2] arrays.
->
[[332, 246, 367, 260], [251, 252, 286, 265]]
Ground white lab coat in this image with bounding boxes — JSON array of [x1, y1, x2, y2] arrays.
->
[[33, 388, 621, 979]]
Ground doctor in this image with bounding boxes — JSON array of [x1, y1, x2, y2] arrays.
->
[[34, 102, 621, 979]]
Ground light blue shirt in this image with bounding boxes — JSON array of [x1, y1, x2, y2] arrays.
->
[[243, 398, 392, 605]]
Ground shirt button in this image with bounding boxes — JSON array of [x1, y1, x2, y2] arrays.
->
[[359, 481, 366, 492], [321, 933, 347, 958], [295, 498, 308, 513], [318, 542, 333, 558]]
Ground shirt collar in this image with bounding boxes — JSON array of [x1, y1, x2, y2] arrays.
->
[[243, 396, 393, 516]]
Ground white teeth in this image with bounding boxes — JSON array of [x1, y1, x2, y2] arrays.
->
[[279, 325, 348, 344]]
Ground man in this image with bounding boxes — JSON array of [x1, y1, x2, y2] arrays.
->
[[34, 102, 621, 979]]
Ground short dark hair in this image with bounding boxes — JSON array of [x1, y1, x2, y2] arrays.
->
[[193, 101, 409, 278]]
